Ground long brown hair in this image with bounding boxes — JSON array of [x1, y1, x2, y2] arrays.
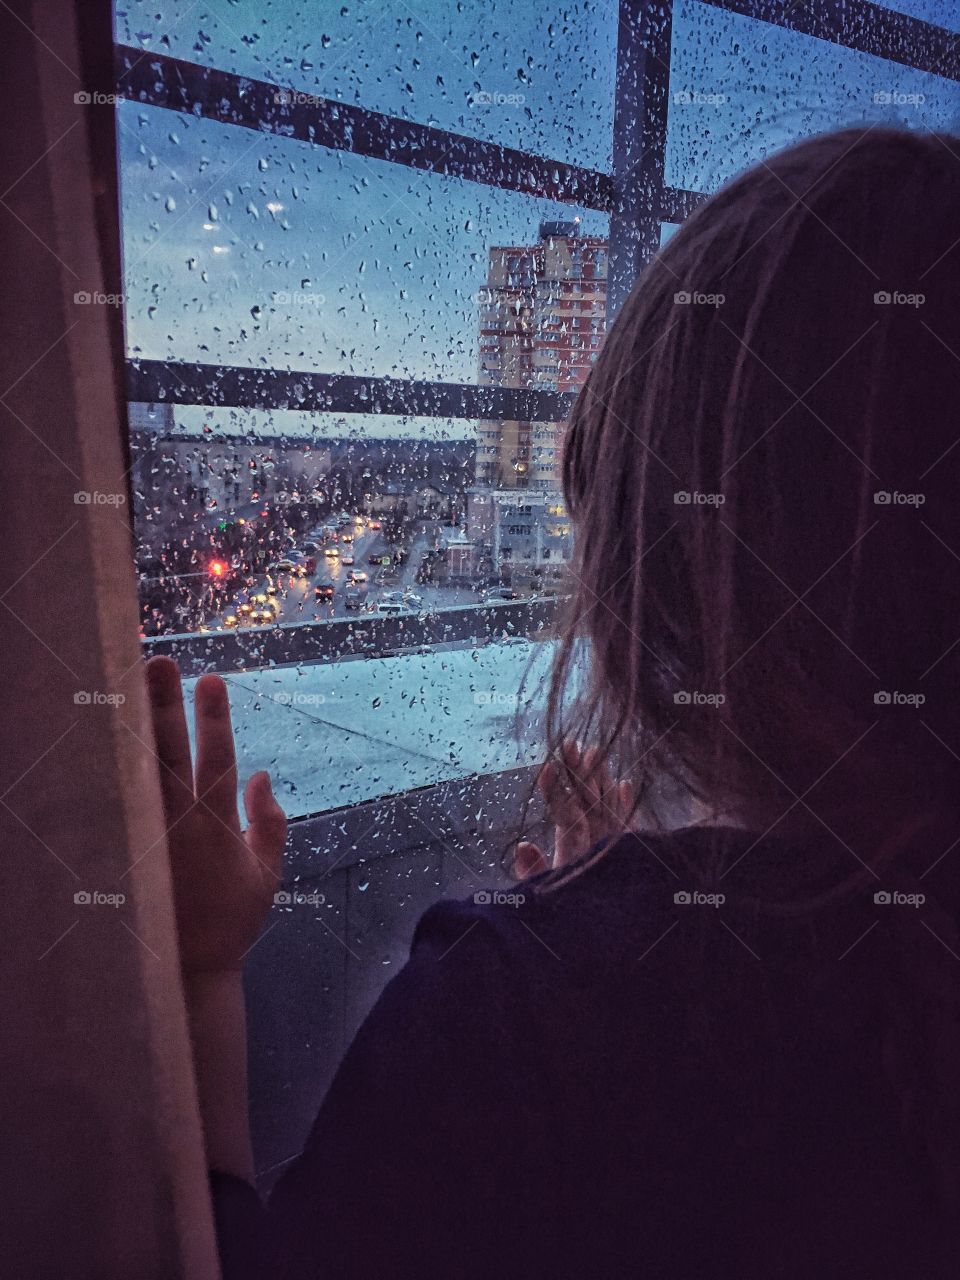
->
[[547, 126, 960, 1208], [553, 126, 960, 856]]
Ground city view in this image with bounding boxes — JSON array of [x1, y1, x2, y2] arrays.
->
[[131, 220, 607, 638]]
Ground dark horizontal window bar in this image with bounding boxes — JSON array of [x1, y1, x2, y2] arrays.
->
[[141, 599, 562, 678], [659, 185, 709, 223], [700, 0, 960, 81], [114, 45, 616, 212], [126, 359, 577, 422]]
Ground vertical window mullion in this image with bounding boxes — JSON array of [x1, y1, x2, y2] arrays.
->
[[608, 0, 675, 318]]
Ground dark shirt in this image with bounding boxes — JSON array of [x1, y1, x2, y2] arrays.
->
[[213, 826, 959, 1278]]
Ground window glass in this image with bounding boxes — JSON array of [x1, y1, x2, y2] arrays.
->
[[873, 1, 960, 29], [118, 101, 607, 383], [666, 0, 960, 194], [115, 0, 618, 170]]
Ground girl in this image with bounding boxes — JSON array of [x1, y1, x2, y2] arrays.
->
[[149, 126, 960, 1277]]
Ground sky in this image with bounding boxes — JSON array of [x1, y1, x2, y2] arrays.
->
[[114, 0, 960, 440]]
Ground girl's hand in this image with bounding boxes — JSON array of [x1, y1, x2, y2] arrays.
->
[[515, 742, 634, 879], [145, 656, 287, 976]]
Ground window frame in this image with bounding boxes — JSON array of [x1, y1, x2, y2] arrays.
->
[[115, 0, 960, 800]]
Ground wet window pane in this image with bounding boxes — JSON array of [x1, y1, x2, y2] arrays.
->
[[666, 0, 960, 194], [118, 103, 607, 382], [873, 1, 960, 29], [115, 0, 618, 170]]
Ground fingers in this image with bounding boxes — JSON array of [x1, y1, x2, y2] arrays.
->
[[244, 771, 287, 881], [540, 743, 635, 866], [193, 673, 239, 822], [514, 840, 548, 880], [145, 656, 196, 829]]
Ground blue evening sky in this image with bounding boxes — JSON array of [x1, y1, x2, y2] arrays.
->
[[114, 0, 960, 438]]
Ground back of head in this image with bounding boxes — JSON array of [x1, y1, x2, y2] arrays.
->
[[550, 127, 960, 1224], [557, 126, 960, 858]]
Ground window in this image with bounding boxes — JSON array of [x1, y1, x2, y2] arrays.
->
[[112, 0, 960, 1175]]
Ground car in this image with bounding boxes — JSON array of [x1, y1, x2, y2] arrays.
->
[[342, 554, 355, 566], [314, 583, 334, 602], [223, 614, 239, 628], [374, 599, 405, 615], [340, 533, 354, 544], [301, 541, 320, 553], [251, 608, 276, 624], [324, 546, 340, 559], [347, 570, 368, 584], [344, 584, 369, 610], [482, 586, 520, 603], [273, 558, 296, 572], [369, 520, 382, 530], [368, 551, 385, 565]]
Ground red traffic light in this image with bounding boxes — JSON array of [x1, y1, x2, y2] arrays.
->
[[208, 559, 228, 579]]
